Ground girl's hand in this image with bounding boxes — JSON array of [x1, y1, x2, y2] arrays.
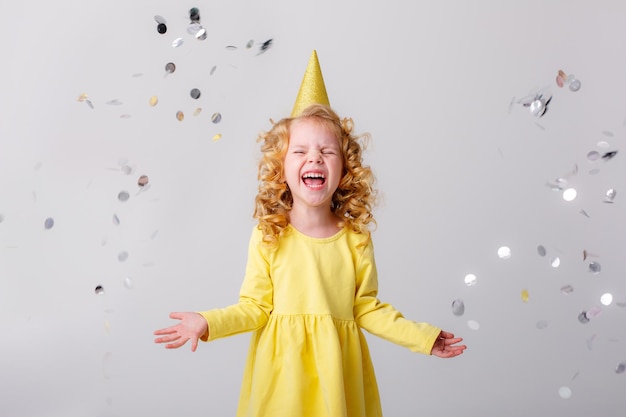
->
[[430, 330, 466, 358], [153, 312, 208, 352]]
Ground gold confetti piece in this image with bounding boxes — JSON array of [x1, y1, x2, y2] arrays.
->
[[77, 93, 88, 102], [176, 111, 184, 121], [212, 133, 222, 141], [149, 96, 159, 106], [104, 320, 111, 334], [521, 289, 529, 303], [193, 107, 202, 116]]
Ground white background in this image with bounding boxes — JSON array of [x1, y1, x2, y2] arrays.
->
[[1, 1, 625, 416]]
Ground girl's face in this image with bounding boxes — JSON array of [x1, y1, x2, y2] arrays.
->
[[284, 118, 343, 212]]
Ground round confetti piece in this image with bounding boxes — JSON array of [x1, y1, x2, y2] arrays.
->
[[529, 98, 546, 117], [138, 175, 149, 187], [616, 362, 626, 374], [464, 274, 477, 286], [149, 96, 159, 106], [467, 320, 480, 330], [562, 188, 577, 201], [0, 214, 4, 223], [521, 289, 529, 303], [77, 93, 88, 102], [550, 257, 560, 268], [189, 7, 200, 22], [190, 88, 201, 99], [588, 261, 601, 274], [605, 188, 616, 202], [246, 40, 254, 48], [118, 191, 130, 202], [95, 285, 105, 295], [172, 37, 184, 48], [44, 217, 54, 230], [537, 245, 546, 257], [587, 150, 600, 161], [176, 111, 184, 121], [212, 133, 222, 141], [187, 22, 202, 36], [211, 112, 222, 124], [497, 246, 511, 259], [558, 386, 572, 399], [118, 251, 128, 262], [569, 79, 581, 92], [154, 15, 166, 24], [451, 299, 465, 316], [165, 62, 176, 74], [600, 293, 613, 306], [157, 23, 167, 34], [560, 285, 574, 295], [193, 108, 202, 116]]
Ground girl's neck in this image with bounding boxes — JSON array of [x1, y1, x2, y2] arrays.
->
[[288, 205, 341, 238]]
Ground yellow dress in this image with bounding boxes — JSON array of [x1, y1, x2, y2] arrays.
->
[[199, 225, 441, 417]]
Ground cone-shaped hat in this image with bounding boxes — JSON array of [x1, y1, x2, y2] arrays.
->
[[291, 50, 330, 117]]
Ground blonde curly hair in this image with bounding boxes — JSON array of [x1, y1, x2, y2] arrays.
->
[[253, 104, 377, 248]]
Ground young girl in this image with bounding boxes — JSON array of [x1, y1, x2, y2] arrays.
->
[[154, 52, 466, 417]]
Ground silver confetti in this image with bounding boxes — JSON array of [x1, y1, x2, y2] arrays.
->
[[451, 299, 465, 316]]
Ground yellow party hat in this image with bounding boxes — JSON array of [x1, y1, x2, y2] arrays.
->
[[291, 50, 330, 117]]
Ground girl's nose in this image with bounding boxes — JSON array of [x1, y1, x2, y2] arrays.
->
[[307, 151, 322, 163]]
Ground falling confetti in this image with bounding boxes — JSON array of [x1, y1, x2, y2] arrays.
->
[[558, 386, 572, 399], [578, 311, 590, 324], [562, 188, 577, 201], [451, 299, 465, 316], [165, 62, 176, 75], [149, 96, 159, 106], [258, 38, 273, 54], [189, 7, 200, 22], [602, 150, 618, 160], [604, 188, 616, 203], [176, 111, 184, 121], [112, 214, 120, 226], [467, 320, 480, 330], [211, 112, 222, 123], [172, 38, 184, 48], [118, 191, 130, 202], [124, 276, 134, 289], [497, 246, 511, 259], [616, 362, 626, 374], [537, 245, 547, 257], [138, 175, 149, 187], [560, 285, 574, 295], [588, 261, 601, 274], [600, 293, 613, 306], [536, 320, 548, 329], [212, 133, 222, 141], [95, 285, 105, 295], [44, 217, 54, 230], [550, 257, 560, 268], [190, 88, 201, 99], [118, 251, 128, 262], [193, 108, 202, 116], [464, 274, 477, 286], [521, 289, 529, 303]]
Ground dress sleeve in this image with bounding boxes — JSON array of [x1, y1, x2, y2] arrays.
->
[[198, 228, 273, 342], [353, 241, 442, 354]]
